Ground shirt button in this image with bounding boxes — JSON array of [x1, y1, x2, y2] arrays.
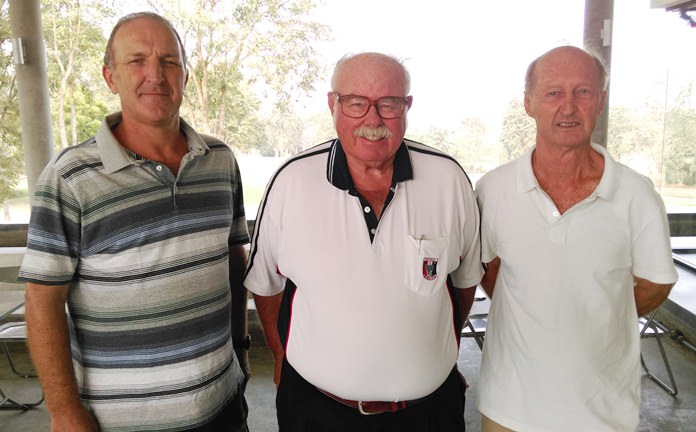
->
[[370, 228, 376, 234], [552, 211, 560, 217], [364, 206, 371, 213], [156, 165, 163, 172]]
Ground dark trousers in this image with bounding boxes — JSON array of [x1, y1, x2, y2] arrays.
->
[[276, 359, 466, 432], [187, 388, 249, 432]]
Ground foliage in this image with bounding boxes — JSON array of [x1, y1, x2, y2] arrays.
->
[[454, 117, 489, 175], [42, 0, 114, 150], [260, 109, 305, 157], [0, 0, 23, 205], [303, 110, 335, 147], [408, 126, 455, 156], [499, 97, 535, 162], [608, 79, 696, 187], [139, 0, 331, 151], [3, 0, 696, 211], [663, 83, 696, 186], [38, 0, 329, 155], [607, 104, 663, 181]]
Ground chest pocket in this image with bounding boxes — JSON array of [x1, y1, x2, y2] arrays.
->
[[403, 235, 450, 296]]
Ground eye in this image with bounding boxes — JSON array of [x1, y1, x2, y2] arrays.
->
[[162, 58, 181, 67], [348, 100, 367, 109], [378, 101, 396, 111]]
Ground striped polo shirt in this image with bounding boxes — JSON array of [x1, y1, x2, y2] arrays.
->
[[245, 139, 483, 401], [18, 113, 249, 431]]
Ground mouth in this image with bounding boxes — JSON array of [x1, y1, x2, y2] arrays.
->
[[557, 121, 580, 128]]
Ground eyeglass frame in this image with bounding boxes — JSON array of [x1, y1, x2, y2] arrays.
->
[[333, 92, 411, 119]]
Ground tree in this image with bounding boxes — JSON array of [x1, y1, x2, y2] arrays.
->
[[0, 0, 23, 211], [607, 105, 662, 182], [303, 110, 335, 148], [663, 82, 696, 186], [407, 126, 456, 156], [144, 0, 330, 153], [42, 0, 114, 149], [260, 109, 304, 157], [455, 117, 488, 175], [499, 97, 535, 163]]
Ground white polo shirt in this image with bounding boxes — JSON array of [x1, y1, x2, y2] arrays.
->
[[476, 144, 678, 432], [245, 139, 483, 401]]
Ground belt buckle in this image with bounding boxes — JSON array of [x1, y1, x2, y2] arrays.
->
[[358, 401, 385, 415], [358, 401, 386, 415]]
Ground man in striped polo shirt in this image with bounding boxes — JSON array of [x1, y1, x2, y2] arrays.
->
[[19, 12, 250, 431], [245, 52, 483, 431]]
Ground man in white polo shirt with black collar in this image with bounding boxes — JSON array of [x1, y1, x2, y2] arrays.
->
[[244, 52, 483, 431]]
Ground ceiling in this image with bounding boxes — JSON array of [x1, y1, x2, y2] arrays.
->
[[651, 0, 696, 10]]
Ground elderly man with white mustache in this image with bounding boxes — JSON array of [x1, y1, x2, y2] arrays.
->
[[244, 52, 483, 431]]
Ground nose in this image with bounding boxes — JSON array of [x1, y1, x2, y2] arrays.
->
[[363, 104, 383, 125], [145, 59, 164, 83], [560, 94, 577, 116]]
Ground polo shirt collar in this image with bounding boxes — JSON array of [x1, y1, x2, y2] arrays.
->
[[589, 142, 618, 201], [97, 112, 210, 174], [516, 146, 538, 194], [326, 139, 413, 191], [516, 142, 618, 201]]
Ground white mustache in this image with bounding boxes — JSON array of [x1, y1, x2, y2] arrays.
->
[[353, 125, 392, 141]]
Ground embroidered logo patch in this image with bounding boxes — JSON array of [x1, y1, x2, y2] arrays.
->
[[422, 257, 438, 280]]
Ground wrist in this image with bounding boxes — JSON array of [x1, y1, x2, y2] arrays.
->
[[232, 334, 251, 350]]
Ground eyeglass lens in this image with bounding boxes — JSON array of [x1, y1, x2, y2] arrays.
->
[[339, 95, 406, 119]]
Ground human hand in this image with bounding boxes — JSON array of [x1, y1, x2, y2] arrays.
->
[[234, 347, 251, 392], [272, 349, 284, 388], [50, 405, 99, 432]]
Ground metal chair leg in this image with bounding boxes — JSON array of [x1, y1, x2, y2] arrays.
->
[[3, 342, 37, 378], [0, 382, 44, 410], [639, 311, 678, 396], [0, 341, 44, 409]]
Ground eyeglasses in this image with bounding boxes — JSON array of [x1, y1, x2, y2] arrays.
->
[[334, 93, 409, 119]]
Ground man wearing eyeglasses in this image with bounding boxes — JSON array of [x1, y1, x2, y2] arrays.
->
[[244, 52, 483, 431]]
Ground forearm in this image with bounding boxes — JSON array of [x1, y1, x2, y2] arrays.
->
[[454, 285, 477, 319], [24, 283, 84, 416], [229, 245, 249, 341], [480, 257, 500, 299], [634, 276, 673, 317], [251, 292, 284, 356]]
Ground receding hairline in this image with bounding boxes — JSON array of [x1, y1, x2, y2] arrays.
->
[[524, 45, 609, 93], [103, 12, 187, 69], [330, 52, 411, 95]]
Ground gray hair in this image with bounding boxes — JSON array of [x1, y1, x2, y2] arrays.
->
[[103, 12, 187, 71], [524, 45, 609, 93], [330, 52, 411, 95]]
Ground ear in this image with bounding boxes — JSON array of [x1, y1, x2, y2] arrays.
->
[[327, 92, 336, 115], [599, 89, 608, 111], [102, 65, 118, 94], [406, 95, 413, 109], [523, 92, 534, 118]]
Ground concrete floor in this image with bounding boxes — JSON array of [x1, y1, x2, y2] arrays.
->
[[2, 308, 696, 432]]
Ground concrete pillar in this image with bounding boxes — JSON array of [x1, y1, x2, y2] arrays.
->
[[8, 0, 53, 198], [584, 0, 614, 148]]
